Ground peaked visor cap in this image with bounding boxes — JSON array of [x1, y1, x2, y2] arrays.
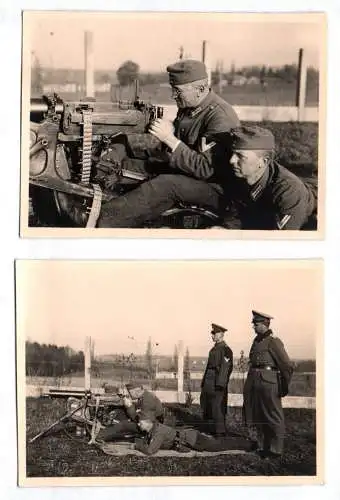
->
[[252, 310, 274, 322], [211, 323, 228, 334]]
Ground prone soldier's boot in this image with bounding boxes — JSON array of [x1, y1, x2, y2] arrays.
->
[[54, 192, 90, 227]]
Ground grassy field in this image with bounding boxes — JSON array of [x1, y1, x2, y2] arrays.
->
[[25, 398, 317, 477]]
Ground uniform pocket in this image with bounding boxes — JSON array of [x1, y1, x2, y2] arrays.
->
[[260, 370, 278, 384]]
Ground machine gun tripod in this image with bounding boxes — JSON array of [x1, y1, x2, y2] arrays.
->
[[28, 390, 136, 445]]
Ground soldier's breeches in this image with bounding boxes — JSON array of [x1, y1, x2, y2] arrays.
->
[[97, 174, 222, 228], [193, 433, 253, 452], [212, 391, 228, 434], [201, 388, 227, 434], [244, 375, 285, 454], [96, 421, 139, 442]]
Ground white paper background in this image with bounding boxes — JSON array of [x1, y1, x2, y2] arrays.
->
[[1, 0, 339, 498]]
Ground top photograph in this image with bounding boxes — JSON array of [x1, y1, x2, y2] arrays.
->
[[21, 11, 327, 238]]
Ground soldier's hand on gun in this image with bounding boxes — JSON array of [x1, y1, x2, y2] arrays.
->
[[149, 119, 179, 150], [122, 396, 133, 408], [105, 173, 120, 190], [117, 386, 129, 397]]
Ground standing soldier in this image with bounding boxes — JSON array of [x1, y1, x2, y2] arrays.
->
[[200, 323, 233, 437], [243, 310, 294, 458]]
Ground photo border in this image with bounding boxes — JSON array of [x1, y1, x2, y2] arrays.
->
[[19, 10, 327, 241], [15, 258, 324, 487]]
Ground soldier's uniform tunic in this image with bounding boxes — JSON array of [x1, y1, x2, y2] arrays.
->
[[243, 331, 293, 455], [97, 389, 164, 442], [200, 340, 233, 435], [134, 421, 253, 455], [223, 160, 317, 230], [97, 90, 240, 227]]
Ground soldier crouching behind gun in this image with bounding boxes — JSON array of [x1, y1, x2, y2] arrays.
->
[[243, 310, 294, 459], [217, 126, 318, 230], [132, 411, 255, 456], [200, 323, 233, 437], [95, 383, 164, 442]]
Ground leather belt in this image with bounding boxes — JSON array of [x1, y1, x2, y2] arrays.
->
[[251, 365, 277, 371]]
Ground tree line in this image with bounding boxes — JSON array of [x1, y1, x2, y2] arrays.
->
[[26, 341, 84, 377], [25, 338, 315, 380], [115, 60, 319, 86], [31, 52, 319, 95]]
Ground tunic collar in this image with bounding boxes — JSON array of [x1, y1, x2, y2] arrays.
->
[[184, 91, 215, 118], [254, 329, 272, 342], [249, 166, 270, 201]]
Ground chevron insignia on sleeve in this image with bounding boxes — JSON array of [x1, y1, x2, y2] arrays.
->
[[276, 214, 291, 229], [200, 137, 216, 153], [224, 357, 230, 363]]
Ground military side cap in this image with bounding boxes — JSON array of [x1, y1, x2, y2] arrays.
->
[[167, 59, 208, 85], [252, 310, 274, 322], [230, 126, 275, 150], [211, 323, 228, 334]]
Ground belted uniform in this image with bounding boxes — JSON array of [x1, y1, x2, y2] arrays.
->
[[134, 421, 253, 455], [200, 340, 233, 435], [223, 160, 317, 230], [96, 389, 164, 442], [243, 331, 294, 455]]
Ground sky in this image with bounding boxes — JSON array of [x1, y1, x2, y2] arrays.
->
[[24, 11, 324, 72], [16, 260, 322, 360]]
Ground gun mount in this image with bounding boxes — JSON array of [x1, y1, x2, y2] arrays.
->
[[28, 391, 138, 444], [28, 93, 223, 229], [29, 93, 164, 226]]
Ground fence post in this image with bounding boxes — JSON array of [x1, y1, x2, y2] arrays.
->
[[84, 336, 92, 391], [202, 40, 212, 87], [296, 48, 307, 122], [177, 341, 185, 403], [84, 31, 95, 98]]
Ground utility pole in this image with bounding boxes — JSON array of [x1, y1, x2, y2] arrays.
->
[[296, 48, 307, 122], [84, 30, 95, 98], [177, 341, 184, 403], [202, 40, 212, 87], [218, 59, 224, 94], [84, 336, 92, 391]]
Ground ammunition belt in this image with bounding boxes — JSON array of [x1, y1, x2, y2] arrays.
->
[[86, 184, 103, 228], [81, 109, 93, 184]]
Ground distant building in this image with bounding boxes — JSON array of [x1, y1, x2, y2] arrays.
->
[[42, 82, 111, 94], [246, 76, 261, 85], [42, 83, 80, 94], [231, 75, 248, 86]]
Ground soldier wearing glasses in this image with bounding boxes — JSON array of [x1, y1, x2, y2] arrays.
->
[[95, 59, 240, 227]]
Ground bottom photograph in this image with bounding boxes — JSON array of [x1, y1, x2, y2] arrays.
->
[[15, 259, 323, 486]]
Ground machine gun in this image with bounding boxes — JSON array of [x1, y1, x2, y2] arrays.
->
[[29, 92, 165, 227], [28, 389, 137, 444], [29, 92, 223, 229]]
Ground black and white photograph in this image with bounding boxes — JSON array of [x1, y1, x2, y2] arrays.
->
[[16, 260, 323, 486], [21, 11, 326, 237]]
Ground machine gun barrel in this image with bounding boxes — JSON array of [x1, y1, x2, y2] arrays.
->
[[30, 98, 64, 115]]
